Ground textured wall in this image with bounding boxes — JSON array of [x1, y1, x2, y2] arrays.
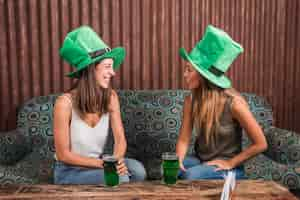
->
[[0, 0, 300, 132]]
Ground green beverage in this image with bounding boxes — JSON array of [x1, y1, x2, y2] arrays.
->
[[162, 152, 179, 185], [103, 155, 119, 187]]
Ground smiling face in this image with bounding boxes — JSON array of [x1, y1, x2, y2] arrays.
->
[[183, 62, 203, 90], [94, 58, 115, 88]]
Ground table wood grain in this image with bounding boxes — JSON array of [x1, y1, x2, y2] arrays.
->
[[0, 180, 297, 200]]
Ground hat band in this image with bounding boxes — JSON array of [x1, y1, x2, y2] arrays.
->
[[208, 66, 224, 77], [89, 47, 112, 59]]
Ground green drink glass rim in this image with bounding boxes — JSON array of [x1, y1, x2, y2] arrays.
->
[[102, 154, 117, 162], [162, 152, 178, 160]]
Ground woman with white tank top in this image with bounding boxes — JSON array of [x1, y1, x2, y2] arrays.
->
[[53, 26, 146, 184]]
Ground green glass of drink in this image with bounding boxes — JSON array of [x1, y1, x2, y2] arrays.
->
[[162, 152, 179, 185], [103, 154, 119, 187]]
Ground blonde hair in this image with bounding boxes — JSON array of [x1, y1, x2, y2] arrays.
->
[[192, 78, 244, 144]]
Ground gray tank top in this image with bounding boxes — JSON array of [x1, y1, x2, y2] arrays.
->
[[194, 96, 242, 161], [55, 94, 110, 159]]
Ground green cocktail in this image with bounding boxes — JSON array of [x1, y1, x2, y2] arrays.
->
[[103, 155, 119, 187], [162, 152, 179, 185]]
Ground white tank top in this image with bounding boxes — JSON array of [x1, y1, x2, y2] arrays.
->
[[54, 94, 110, 159], [70, 109, 109, 158]]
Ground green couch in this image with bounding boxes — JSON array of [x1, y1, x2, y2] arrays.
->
[[0, 90, 300, 189]]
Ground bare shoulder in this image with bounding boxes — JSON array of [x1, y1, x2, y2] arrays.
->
[[54, 93, 72, 113], [184, 94, 192, 105], [230, 95, 252, 121], [231, 94, 248, 110]]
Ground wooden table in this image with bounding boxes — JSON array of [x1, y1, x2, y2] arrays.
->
[[0, 180, 297, 200]]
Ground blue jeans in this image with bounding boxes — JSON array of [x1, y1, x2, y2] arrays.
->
[[54, 158, 146, 184], [179, 156, 246, 180]]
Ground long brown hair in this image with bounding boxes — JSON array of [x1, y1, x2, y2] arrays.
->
[[71, 62, 111, 117], [192, 77, 227, 144]]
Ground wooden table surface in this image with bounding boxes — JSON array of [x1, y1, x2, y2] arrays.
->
[[0, 180, 297, 200]]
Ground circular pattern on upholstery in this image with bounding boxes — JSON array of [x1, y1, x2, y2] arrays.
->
[[11, 91, 290, 184], [45, 127, 52, 136], [40, 115, 50, 124], [29, 126, 39, 135], [288, 147, 300, 164], [170, 106, 180, 114], [158, 139, 175, 153], [241, 93, 273, 129], [158, 97, 173, 107], [138, 135, 160, 156], [31, 135, 46, 149], [271, 170, 282, 181], [119, 96, 128, 106], [1, 179, 15, 185], [169, 132, 178, 140], [28, 112, 40, 121], [133, 109, 145, 120], [36, 96, 50, 104], [146, 114, 154, 121], [152, 121, 164, 131], [153, 109, 165, 119], [166, 118, 178, 129], [123, 107, 133, 115], [137, 92, 154, 103], [48, 139, 55, 153], [18, 112, 26, 123], [40, 104, 50, 111], [283, 173, 299, 189], [0, 129, 32, 165], [135, 123, 146, 131]]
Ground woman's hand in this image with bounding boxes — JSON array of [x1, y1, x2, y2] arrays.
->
[[205, 159, 234, 171], [179, 160, 186, 172], [116, 158, 128, 176]]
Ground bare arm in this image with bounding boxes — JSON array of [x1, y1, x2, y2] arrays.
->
[[206, 97, 268, 170], [176, 95, 193, 166], [109, 90, 127, 160], [53, 95, 103, 168], [228, 98, 268, 167]]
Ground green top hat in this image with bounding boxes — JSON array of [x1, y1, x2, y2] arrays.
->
[[179, 25, 243, 88], [60, 26, 126, 78]]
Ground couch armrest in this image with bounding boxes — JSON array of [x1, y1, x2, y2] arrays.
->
[[0, 129, 32, 165], [244, 153, 300, 189], [263, 126, 300, 165], [0, 149, 51, 185]]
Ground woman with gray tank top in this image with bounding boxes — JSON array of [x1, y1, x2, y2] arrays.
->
[[53, 26, 146, 184], [176, 25, 267, 180]]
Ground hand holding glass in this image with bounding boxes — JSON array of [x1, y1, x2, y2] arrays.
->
[[103, 154, 119, 187]]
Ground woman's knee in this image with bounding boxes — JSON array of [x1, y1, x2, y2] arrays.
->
[[125, 158, 147, 181], [183, 156, 201, 169], [181, 168, 199, 180], [181, 164, 224, 180]]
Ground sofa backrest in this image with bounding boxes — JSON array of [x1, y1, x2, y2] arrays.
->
[[16, 90, 273, 181]]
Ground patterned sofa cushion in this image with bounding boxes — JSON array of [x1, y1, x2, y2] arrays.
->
[[15, 95, 57, 183], [109, 90, 192, 179], [241, 93, 273, 130], [8, 90, 274, 183], [264, 126, 300, 165], [0, 129, 32, 165]]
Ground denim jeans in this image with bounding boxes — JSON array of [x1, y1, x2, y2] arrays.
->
[[54, 158, 146, 184], [179, 156, 246, 180]]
